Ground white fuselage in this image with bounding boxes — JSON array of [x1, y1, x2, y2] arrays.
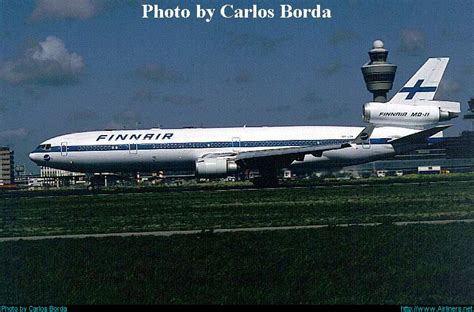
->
[[29, 125, 420, 174]]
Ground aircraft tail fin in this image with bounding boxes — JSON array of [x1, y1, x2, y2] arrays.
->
[[389, 58, 449, 103]]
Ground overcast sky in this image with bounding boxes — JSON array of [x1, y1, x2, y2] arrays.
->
[[0, 0, 472, 171]]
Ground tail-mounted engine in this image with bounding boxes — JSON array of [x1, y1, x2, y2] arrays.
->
[[363, 102, 459, 127]]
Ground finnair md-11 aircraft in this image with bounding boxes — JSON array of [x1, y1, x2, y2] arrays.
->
[[29, 58, 459, 187]]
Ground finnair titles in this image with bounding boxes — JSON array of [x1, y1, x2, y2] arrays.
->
[[96, 133, 174, 142]]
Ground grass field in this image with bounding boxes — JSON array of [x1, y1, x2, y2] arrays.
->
[[1, 224, 473, 304], [1, 175, 473, 304], [1, 178, 473, 237]]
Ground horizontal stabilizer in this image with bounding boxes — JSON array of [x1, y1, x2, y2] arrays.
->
[[412, 100, 461, 113]]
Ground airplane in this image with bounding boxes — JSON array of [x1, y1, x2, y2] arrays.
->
[[29, 58, 460, 188]]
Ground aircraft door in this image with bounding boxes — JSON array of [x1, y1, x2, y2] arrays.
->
[[232, 137, 241, 152], [359, 132, 371, 150], [61, 142, 68, 156], [362, 139, 371, 149], [129, 143, 138, 154]]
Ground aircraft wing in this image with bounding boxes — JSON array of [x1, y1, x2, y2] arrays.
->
[[198, 125, 373, 169], [234, 143, 350, 168], [389, 124, 451, 153], [232, 125, 374, 168], [389, 125, 450, 145]]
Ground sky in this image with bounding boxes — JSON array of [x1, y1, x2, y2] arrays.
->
[[0, 0, 473, 172]]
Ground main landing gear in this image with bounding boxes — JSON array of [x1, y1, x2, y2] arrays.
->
[[86, 173, 100, 191], [250, 168, 280, 188], [85, 173, 112, 191]]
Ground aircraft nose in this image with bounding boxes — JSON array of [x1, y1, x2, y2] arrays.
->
[[29, 152, 41, 164]]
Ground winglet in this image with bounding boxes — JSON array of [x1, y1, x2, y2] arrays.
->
[[352, 124, 375, 144]]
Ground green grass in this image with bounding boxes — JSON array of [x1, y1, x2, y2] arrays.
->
[[1, 224, 473, 304], [1, 175, 472, 304], [1, 180, 473, 237]]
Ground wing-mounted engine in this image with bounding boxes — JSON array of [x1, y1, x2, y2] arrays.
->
[[195, 157, 239, 177], [363, 101, 459, 127]]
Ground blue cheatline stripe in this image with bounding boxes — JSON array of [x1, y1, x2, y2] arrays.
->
[[32, 136, 440, 154], [33, 139, 348, 153]]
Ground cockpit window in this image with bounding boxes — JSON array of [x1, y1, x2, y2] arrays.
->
[[38, 144, 51, 150]]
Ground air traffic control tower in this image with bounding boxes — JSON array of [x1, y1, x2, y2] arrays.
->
[[361, 40, 397, 102]]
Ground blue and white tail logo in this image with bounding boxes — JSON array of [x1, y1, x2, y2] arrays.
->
[[399, 79, 437, 100], [389, 58, 448, 103]]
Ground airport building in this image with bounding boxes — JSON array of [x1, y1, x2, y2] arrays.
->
[[40, 166, 83, 178], [0, 147, 14, 185], [464, 98, 474, 130], [37, 166, 85, 187]]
